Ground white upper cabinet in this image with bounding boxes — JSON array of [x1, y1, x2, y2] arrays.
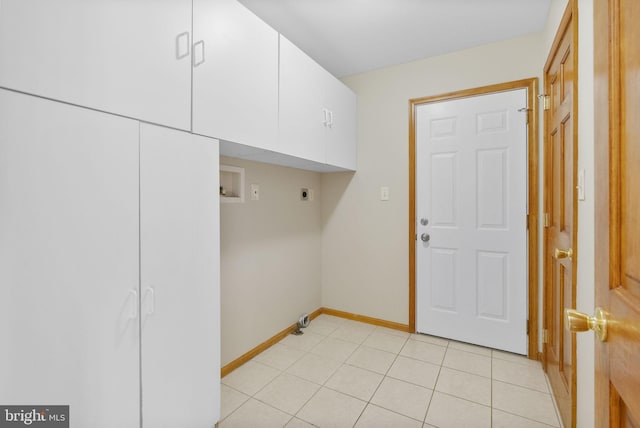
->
[[279, 35, 357, 170], [279, 35, 328, 164], [0, 0, 356, 171], [0, 0, 193, 130], [323, 72, 357, 170], [192, 0, 278, 151]]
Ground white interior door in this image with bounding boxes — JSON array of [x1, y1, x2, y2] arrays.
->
[[0, 90, 140, 427], [140, 124, 220, 427], [416, 89, 528, 354]]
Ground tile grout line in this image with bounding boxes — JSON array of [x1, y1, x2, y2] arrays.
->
[[423, 339, 450, 426], [492, 408, 561, 428], [273, 325, 341, 427], [491, 349, 494, 427], [349, 324, 399, 427]]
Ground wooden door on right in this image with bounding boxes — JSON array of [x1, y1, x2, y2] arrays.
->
[[594, 0, 640, 426]]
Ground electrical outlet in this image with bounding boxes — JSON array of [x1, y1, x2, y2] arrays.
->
[[250, 184, 259, 201], [301, 188, 309, 201]]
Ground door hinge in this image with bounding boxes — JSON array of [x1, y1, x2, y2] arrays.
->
[[415, 234, 417, 241], [526, 320, 530, 335], [539, 94, 550, 111], [526, 214, 529, 230], [544, 212, 551, 228], [542, 329, 549, 344]]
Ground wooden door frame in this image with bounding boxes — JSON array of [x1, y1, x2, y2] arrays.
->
[[408, 78, 540, 359], [542, 1, 579, 426]]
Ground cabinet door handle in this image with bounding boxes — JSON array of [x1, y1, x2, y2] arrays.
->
[[322, 108, 329, 126], [193, 40, 205, 67], [176, 31, 190, 60], [328, 110, 334, 128], [145, 287, 155, 315], [129, 290, 138, 319]]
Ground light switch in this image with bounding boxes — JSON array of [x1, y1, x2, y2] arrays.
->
[[380, 186, 390, 201], [250, 184, 259, 201], [577, 169, 585, 201]]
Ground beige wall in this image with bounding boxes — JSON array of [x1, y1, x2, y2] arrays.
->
[[575, 1, 595, 426], [322, 33, 545, 325], [219, 156, 322, 366]]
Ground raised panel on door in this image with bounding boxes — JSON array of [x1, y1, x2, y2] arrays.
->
[[416, 113, 465, 339], [324, 73, 357, 170], [0, 90, 140, 428], [279, 35, 326, 163], [140, 124, 220, 427], [192, 0, 278, 150], [0, 0, 192, 130]]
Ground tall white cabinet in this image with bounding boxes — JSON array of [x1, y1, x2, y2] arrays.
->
[[0, 88, 141, 428], [140, 124, 220, 427], [0, 90, 220, 427]]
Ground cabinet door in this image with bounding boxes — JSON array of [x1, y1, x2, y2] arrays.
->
[[140, 124, 220, 427], [0, 0, 192, 130], [324, 77, 357, 170], [0, 90, 140, 428], [193, 0, 278, 150], [279, 35, 327, 163]]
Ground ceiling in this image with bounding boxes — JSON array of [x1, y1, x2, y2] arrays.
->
[[237, 0, 552, 78]]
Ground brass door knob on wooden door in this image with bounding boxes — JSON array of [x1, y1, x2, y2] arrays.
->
[[565, 307, 608, 342], [554, 247, 573, 259]]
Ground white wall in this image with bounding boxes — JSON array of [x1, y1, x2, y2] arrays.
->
[[220, 156, 322, 366], [576, 1, 595, 426], [322, 33, 544, 325]]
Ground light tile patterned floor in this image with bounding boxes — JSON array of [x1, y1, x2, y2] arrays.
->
[[220, 315, 562, 428]]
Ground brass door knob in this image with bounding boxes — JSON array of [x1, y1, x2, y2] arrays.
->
[[565, 307, 608, 342], [554, 247, 573, 259]]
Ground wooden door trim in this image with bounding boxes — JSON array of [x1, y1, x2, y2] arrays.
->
[[408, 78, 540, 360], [542, 1, 579, 426]]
